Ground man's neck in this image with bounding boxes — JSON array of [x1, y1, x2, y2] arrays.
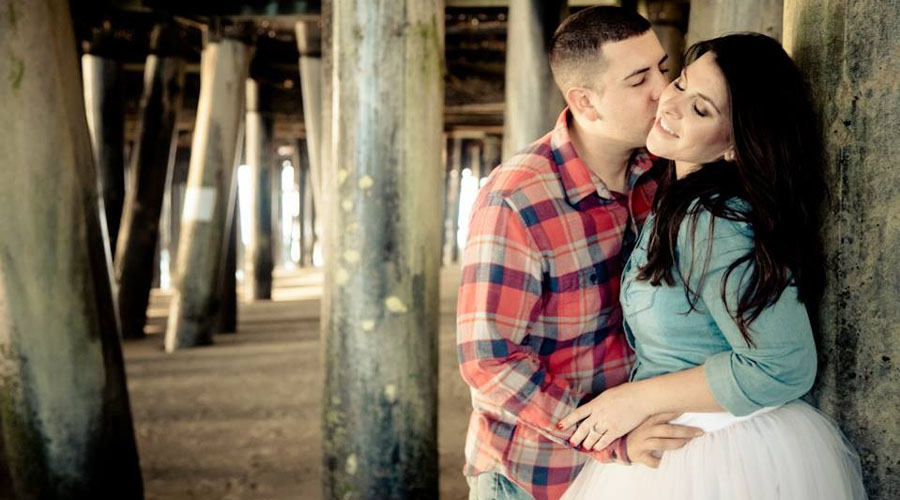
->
[[569, 120, 636, 194]]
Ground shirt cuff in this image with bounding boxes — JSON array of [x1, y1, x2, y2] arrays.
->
[[704, 351, 763, 416]]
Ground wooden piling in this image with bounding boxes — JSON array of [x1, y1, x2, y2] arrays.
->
[[0, 1, 143, 496], [322, 0, 444, 497], [165, 36, 250, 351]]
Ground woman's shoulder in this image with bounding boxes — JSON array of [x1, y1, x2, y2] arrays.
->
[[677, 197, 754, 254]]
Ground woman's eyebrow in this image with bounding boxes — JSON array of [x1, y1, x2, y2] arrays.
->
[[682, 66, 722, 114]]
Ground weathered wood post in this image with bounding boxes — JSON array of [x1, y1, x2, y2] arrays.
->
[[82, 27, 126, 254], [687, 0, 783, 45], [502, 0, 567, 158], [295, 20, 324, 218], [165, 34, 250, 351], [271, 151, 284, 269], [164, 146, 191, 285], [243, 77, 275, 301], [213, 200, 239, 334], [0, 0, 143, 497], [641, 0, 686, 77], [784, 3, 900, 498], [320, 0, 334, 271], [115, 22, 186, 339], [442, 137, 463, 266], [295, 140, 312, 266], [481, 134, 501, 178], [322, 0, 444, 497]]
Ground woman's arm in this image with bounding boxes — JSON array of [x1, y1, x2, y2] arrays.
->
[[561, 207, 817, 450], [558, 366, 720, 450]]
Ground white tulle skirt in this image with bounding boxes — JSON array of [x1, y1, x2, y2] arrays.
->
[[562, 400, 867, 500]]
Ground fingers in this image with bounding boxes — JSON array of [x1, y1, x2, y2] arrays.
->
[[558, 407, 587, 430], [648, 412, 682, 423], [643, 438, 691, 451], [569, 420, 592, 448], [582, 426, 604, 450], [648, 424, 704, 439], [593, 431, 619, 452], [633, 452, 661, 469]]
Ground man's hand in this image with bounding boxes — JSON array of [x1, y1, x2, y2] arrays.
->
[[623, 413, 704, 468]]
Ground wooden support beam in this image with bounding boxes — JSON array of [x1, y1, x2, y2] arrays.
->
[[82, 37, 126, 254], [687, 0, 783, 45], [243, 78, 276, 301], [442, 138, 463, 266], [115, 22, 186, 339], [295, 20, 324, 220], [502, 0, 567, 158], [165, 36, 250, 351], [784, 2, 900, 496], [322, 0, 444, 497], [0, 0, 143, 496], [640, 0, 686, 77]]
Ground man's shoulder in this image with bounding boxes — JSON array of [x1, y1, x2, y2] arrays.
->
[[479, 140, 562, 208]]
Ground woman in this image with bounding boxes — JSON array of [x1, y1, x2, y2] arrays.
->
[[559, 34, 867, 499]]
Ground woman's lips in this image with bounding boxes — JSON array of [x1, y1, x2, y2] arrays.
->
[[655, 117, 680, 138]]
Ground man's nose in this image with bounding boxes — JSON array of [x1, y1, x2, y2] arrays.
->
[[650, 74, 667, 101]]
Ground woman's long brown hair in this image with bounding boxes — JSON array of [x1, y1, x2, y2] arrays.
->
[[636, 33, 826, 346]]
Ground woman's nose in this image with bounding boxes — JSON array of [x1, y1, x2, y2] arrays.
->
[[659, 96, 682, 120]]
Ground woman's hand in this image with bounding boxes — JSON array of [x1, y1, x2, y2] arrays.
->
[[558, 383, 651, 452]]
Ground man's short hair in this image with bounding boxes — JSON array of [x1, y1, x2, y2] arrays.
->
[[549, 6, 652, 92]]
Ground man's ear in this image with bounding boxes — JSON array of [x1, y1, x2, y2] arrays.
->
[[566, 87, 599, 121]]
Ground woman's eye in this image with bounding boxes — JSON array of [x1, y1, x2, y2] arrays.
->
[[693, 104, 708, 117], [673, 79, 685, 91], [631, 78, 646, 87]]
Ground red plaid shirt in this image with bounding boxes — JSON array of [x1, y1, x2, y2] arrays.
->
[[457, 109, 659, 500]]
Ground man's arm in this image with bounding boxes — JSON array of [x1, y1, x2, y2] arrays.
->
[[456, 194, 623, 461]]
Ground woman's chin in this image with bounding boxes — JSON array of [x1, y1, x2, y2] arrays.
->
[[645, 138, 670, 160]]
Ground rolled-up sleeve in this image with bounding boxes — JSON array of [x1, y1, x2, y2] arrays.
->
[[678, 207, 817, 416]]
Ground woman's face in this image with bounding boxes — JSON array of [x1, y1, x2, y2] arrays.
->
[[646, 52, 734, 177]]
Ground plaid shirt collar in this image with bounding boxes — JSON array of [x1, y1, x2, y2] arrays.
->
[[550, 108, 656, 204]]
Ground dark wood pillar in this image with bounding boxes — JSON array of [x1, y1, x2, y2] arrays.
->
[[115, 23, 186, 339], [295, 20, 324, 219], [481, 134, 501, 179], [165, 146, 191, 286], [641, 0, 687, 77], [785, 2, 900, 497], [213, 198, 239, 334], [322, 0, 443, 497], [319, 0, 333, 271], [82, 28, 126, 254], [687, 0, 783, 45], [0, 0, 143, 496], [243, 78, 275, 301], [295, 140, 310, 267], [271, 152, 284, 269], [443, 137, 463, 266], [502, 0, 567, 158], [165, 35, 250, 351]]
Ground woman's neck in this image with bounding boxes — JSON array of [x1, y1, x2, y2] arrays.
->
[[674, 160, 702, 180]]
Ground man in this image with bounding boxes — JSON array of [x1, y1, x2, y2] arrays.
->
[[457, 7, 700, 500]]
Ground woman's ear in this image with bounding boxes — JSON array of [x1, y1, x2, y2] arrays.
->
[[566, 87, 599, 121], [724, 146, 736, 162]]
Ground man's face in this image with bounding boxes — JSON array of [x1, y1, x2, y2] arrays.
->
[[573, 31, 670, 147]]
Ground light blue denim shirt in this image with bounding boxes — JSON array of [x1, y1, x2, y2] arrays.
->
[[621, 200, 817, 416]]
